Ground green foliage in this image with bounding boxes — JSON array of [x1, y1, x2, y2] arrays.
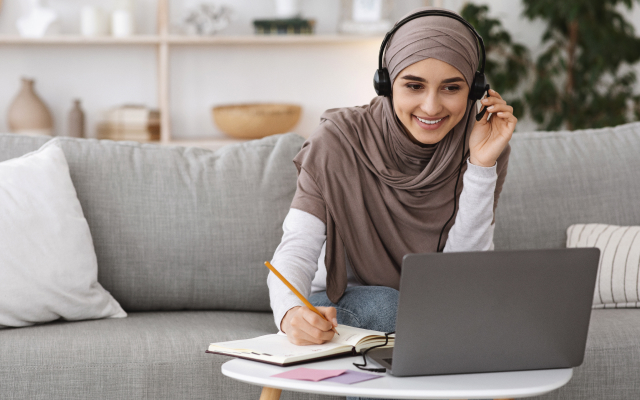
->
[[460, 3, 531, 119], [522, 0, 640, 130]]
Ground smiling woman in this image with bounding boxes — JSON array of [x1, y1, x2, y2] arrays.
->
[[267, 7, 516, 400]]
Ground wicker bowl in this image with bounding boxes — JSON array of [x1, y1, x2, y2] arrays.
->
[[212, 103, 302, 139]]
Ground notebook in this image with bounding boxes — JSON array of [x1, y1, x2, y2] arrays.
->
[[206, 324, 394, 366]]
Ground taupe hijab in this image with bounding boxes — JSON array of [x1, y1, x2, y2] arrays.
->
[[291, 7, 511, 304]]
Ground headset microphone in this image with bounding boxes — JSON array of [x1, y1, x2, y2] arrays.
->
[[476, 85, 491, 121]]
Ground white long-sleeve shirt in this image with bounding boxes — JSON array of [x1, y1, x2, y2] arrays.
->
[[268, 157, 499, 331]]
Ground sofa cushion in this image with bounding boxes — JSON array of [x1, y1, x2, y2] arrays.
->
[[0, 133, 305, 312], [0, 311, 342, 400], [533, 309, 640, 399], [0, 310, 637, 400], [567, 223, 640, 309], [494, 121, 640, 251], [0, 141, 126, 328]]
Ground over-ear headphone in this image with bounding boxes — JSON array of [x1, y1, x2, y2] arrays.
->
[[373, 9, 488, 102]]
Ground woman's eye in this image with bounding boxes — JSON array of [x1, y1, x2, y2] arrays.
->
[[443, 85, 460, 92], [406, 84, 422, 91]]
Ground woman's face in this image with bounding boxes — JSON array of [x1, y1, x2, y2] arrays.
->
[[392, 58, 470, 145]]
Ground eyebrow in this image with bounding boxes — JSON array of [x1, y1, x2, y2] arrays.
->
[[400, 75, 465, 84]]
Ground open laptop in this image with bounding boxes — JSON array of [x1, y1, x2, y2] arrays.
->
[[368, 248, 600, 377]]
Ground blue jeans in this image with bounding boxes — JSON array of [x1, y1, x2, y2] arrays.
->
[[309, 286, 398, 333], [309, 286, 399, 400]]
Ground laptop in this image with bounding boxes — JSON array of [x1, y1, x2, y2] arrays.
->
[[368, 248, 600, 377]]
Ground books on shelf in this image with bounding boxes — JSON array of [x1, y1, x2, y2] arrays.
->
[[253, 18, 316, 35], [206, 324, 394, 367], [97, 104, 160, 142]]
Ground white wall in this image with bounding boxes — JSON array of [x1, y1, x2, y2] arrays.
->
[[0, 0, 638, 138]]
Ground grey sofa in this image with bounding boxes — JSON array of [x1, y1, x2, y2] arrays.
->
[[0, 122, 639, 399]]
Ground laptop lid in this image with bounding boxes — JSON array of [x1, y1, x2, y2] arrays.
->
[[387, 248, 600, 377]]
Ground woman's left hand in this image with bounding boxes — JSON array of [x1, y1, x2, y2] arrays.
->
[[468, 89, 517, 167]]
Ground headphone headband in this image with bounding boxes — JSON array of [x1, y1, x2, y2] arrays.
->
[[378, 10, 485, 75], [373, 9, 488, 101]]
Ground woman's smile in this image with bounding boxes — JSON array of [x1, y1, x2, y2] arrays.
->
[[413, 114, 448, 130]]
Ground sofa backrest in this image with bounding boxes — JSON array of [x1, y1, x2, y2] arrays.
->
[[494, 121, 640, 250], [0, 133, 304, 312], [2, 121, 640, 312]]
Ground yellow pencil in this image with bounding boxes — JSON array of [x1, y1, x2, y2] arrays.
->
[[264, 261, 339, 336]]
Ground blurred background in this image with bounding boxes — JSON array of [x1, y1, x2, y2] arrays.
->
[[1, 0, 639, 148]]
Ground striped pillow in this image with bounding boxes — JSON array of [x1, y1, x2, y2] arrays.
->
[[567, 224, 640, 309]]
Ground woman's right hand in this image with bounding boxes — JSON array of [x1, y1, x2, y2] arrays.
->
[[281, 306, 338, 345]]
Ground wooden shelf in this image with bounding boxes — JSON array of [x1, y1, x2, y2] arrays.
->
[[0, 35, 161, 45], [164, 34, 383, 45], [0, 34, 382, 46], [0, 0, 380, 149]]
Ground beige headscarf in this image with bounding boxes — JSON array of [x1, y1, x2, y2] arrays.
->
[[291, 7, 511, 304]]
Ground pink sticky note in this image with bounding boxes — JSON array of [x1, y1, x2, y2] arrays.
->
[[323, 369, 383, 384], [271, 367, 347, 382]]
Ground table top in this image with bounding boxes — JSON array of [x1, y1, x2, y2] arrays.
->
[[221, 356, 573, 399]]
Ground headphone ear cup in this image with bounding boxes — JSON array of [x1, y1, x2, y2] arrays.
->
[[469, 72, 488, 101], [374, 68, 392, 97]]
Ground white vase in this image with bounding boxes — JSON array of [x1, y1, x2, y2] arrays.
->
[[16, 0, 60, 38], [274, 0, 301, 18], [352, 0, 383, 22], [80, 6, 109, 36], [111, 10, 134, 37], [111, 0, 135, 37]]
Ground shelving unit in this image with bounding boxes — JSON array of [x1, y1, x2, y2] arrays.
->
[[0, 0, 383, 150], [0, 34, 383, 45]]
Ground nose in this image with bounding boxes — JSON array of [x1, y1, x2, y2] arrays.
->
[[419, 90, 443, 116]]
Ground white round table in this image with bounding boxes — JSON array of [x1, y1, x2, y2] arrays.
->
[[221, 356, 573, 400]]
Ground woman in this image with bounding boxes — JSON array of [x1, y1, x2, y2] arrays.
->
[[267, 7, 516, 349]]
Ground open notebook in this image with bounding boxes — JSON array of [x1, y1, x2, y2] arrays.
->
[[206, 324, 395, 366]]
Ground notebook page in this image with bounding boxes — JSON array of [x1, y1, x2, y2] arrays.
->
[[209, 334, 348, 359], [331, 325, 389, 347]]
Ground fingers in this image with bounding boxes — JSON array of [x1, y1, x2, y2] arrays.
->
[[487, 88, 503, 100], [318, 306, 338, 327], [499, 111, 518, 130], [302, 307, 334, 332], [480, 89, 517, 128], [287, 307, 335, 345], [486, 103, 513, 115], [287, 328, 327, 346], [481, 89, 506, 108]]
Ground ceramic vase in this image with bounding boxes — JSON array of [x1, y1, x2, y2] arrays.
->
[[111, 0, 135, 37], [274, 0, 301, 18], [7, 77, 53, 136], [80, 5, 109, 36], [67, 99, 85, 138], [16, 0, 60, 38]]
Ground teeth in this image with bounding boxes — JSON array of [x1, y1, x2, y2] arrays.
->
[[417, 116, 442, 125]]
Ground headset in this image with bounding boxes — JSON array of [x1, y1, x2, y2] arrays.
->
[[373, 10, 490, 252], [373, 9, 488, 103]]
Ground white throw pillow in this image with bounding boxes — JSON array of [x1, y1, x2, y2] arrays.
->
[[567, 223, 640, 309], [0, 140, 126, 328]]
